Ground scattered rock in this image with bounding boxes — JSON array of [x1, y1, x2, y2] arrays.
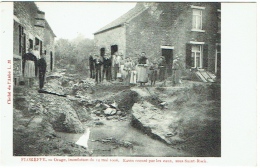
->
[[94, 121, 104, 126], [116, 110, 122, 115], [110, 101, 118, 109], [106, 116, 114, 120], [104, 108, 117, 116]]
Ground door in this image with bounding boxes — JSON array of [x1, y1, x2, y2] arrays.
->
[[100, 48, 105, 57], [162, 49, 174, 75], [111, 45, 118, 55]]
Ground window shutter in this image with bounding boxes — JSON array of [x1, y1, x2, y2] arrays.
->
[[186, 43, 192, 69], [203, 44, 208, 69]]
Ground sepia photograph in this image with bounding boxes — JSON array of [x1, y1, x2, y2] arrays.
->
[[11, 1, 222, 158]]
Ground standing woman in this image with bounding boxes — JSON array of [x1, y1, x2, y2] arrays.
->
[[137, 52, 149, 86], [33, 45, 41, 59], [130, 59, 138, 85], [123, 57, 132, 86], [22, 48, 38, 87], [172, 56, 182, 86], [115, 52, 122, 81]]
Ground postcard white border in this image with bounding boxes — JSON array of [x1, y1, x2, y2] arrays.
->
[[0, 1, 258, 168]]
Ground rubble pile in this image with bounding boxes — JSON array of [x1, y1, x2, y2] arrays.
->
[[91, 101, 126, 121]]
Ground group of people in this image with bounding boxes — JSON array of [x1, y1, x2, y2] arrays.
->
[[88, 51, 182, 86], [22, 45, 47, 90]]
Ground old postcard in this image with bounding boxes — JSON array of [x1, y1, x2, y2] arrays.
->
[[0, 1, 258, 167]]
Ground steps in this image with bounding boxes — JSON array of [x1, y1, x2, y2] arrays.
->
[[193, 69, 216, 83]]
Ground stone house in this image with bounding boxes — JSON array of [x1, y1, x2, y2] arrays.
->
[[13, 2, 56, 85], [94, 2, 221, 77]]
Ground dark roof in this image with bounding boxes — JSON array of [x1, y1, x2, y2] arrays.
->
[[94, 3, 147, 35]]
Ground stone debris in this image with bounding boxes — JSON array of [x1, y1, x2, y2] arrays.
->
[[104, 108, 117, 116], [132, 101, 183, 145], [110, 101, 118, 109], [95, 137, 133, 148]]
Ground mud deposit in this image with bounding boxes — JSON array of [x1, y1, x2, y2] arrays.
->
[[13, 70, 220, 157]]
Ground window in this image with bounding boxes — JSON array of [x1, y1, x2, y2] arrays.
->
[[191, 5, 205, 32], [29, 39, 33, 49], [186, 43, 208, 69], [217, 10, 221, 33], [191, 45, 202, 68], [192, 9, 202, 30], [35, 37, 40, 45]]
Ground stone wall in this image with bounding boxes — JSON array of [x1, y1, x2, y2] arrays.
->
[[44, 23, 55, 72], [14, 2, 45, 52], [13, 2, 56, 80], [126, 2, 220, 73], [94, 26, 126, 57], [94, 2, 220, 74]]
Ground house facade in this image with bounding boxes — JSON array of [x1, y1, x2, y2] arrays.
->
[[94, 2, 221, 76], [13, 2, 56, 85]]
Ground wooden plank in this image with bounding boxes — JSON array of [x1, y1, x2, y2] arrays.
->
[[195, 71, 207, 82]]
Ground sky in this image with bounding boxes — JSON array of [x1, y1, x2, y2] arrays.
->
[[35, 2, 136, 40]]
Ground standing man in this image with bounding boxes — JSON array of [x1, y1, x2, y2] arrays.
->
[[112, 52, 120, 81], [102, 53, 112, 81], [111, 53, 117, 80], [89, 54, 95, 79], [158, 56, 166, 81], [94, 54, 103, 84], [38, 53, 47, 90]]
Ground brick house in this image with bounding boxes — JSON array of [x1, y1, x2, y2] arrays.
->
[[94, 2, 221, 78], [13, 2, 56, 85]]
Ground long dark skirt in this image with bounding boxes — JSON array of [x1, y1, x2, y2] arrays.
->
[[137, 66, 148, 83]]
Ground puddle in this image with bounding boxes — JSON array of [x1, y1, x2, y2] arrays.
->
[[56, 119, 188, 157]]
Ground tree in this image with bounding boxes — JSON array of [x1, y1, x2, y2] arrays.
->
[[54, 35, 94, 74]]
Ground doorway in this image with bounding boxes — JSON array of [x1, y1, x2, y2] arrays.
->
[[111, 45, 118, 56], [100, 48, 105, 57], [161, 48, 174, 75]]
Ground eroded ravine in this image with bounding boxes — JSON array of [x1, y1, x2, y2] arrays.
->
[[13, 70, 220, 157]]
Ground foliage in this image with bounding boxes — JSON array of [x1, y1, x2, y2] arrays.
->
[[54, 34, 94, 74]]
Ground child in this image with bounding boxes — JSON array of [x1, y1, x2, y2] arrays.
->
[[149, 62, 158, 86]]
